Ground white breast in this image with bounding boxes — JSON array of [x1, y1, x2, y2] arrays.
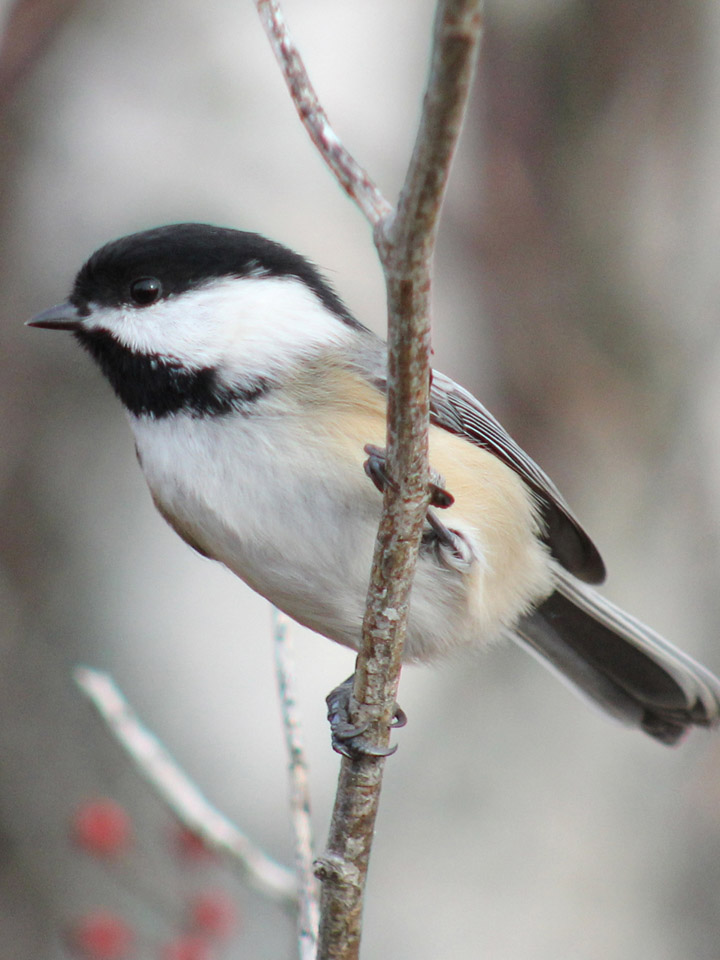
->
[[130, 386, 554, 660], [131, 404, 385, 647]]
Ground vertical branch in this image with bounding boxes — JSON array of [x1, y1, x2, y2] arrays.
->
[[271, 609, 319, 960], [317, 7, 483, 958], [257, 2, 484, 957], [355, 0, 484, 753]]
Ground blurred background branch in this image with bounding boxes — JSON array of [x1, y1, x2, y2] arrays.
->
[[271, 609, 319, 959], [0, 0, 79, 116], [75, 666, 297, 904]]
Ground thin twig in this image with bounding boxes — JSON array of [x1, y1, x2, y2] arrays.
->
[[255, 0, 393, 229], [271, 609, 319, 960], [257, 2, 483, 958], [74, 666, 297, 908]]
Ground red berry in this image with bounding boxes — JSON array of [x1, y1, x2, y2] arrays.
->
[[72, 800, 132, 858], [69, 910, 134, 960], [188, 890, 236, 938], [160, 935, 212, 960], [175, 826, 216, 863]]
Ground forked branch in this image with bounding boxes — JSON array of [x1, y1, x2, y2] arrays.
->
[[256, 3, 484, 958]]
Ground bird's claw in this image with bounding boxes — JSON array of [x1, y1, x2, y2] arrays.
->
[[423, 510, 474, 570], [363, 444, 472, 571], [363, 444, 398, 496], [391, 705, 408, 728], [326, 675, 406, 759], [363, 444, 455, 509]]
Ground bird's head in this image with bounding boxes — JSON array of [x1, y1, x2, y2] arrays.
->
[[28, 223, 363, 417]]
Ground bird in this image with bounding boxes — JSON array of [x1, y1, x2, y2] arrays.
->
[[28, 222, 720, 752]]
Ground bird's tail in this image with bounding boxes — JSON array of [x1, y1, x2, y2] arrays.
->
[[514, 572, 720, 744]]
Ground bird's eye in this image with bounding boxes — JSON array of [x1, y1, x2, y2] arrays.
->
[[130, 277, 162, 306]]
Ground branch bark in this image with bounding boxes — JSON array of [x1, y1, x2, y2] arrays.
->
[[258, 3, 483, 958], [256, 0, 392, 229]]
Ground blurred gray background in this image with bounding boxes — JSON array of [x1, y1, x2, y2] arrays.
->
[[2, 0, 720, 957]]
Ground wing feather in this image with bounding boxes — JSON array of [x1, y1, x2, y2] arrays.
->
[[429, 370, 606, 584]]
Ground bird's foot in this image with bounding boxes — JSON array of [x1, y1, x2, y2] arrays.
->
[[363, 443, 454, 508], [326, 674, 407, 759], [364, 444, 473, 571]]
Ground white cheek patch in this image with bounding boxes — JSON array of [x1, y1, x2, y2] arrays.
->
[[84, 276, 354, 378]]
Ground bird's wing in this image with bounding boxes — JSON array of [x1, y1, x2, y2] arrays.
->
[[429, 369, 606, 584]]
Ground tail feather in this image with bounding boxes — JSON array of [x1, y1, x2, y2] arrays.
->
[[515, 573, 720, 745]]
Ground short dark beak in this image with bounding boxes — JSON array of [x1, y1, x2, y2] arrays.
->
[[26, 301, 85, 331]]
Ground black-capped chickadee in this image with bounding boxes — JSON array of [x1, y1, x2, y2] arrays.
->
[[28, 223, 720, 750]]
